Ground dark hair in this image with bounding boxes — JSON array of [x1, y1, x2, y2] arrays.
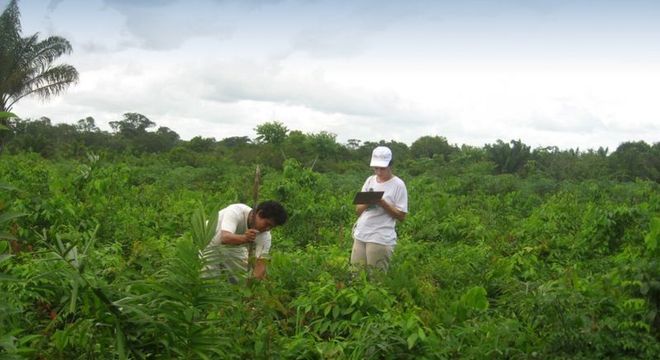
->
[[255, 200, 288, 226]]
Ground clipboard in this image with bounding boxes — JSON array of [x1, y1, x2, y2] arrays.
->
[[352, 191, 384, 205]]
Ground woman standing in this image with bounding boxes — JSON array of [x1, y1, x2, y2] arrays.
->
[[351, 146, 408, 272]]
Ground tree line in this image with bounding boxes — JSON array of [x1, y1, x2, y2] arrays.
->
[[1, 115, 658, 182], [1, 0, 657, 183]]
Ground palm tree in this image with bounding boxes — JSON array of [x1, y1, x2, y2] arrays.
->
[[0, 0, 79, 112]]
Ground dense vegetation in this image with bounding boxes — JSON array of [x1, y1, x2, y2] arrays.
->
[[1, 115, 659, 359]]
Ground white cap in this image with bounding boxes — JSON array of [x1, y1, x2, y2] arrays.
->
[[370, 146, 392, 167]]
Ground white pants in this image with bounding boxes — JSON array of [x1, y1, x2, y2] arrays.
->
[[350, 239, 393, 271]]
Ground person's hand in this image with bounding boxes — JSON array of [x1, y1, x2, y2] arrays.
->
[[243, 229, 259, 243]]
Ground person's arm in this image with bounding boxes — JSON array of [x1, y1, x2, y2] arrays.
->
[[220, 229, 259, 245], [355, 204, 369, 217], [377, 199, 407, 221], [253, 258, 268, 279]]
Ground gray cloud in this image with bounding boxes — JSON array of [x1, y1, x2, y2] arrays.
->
[[13, 0, 659, 150], [95, 0, 306, 52], [529, 102, 606, 134], [287, 1, 421, 59], [79, 41, 110, 53], [98, 0, 234, 50], [46, 0, 65, 13], [123, 11, 232, 49], [195, 60, 426, 123], [62, 55, 437, 142], [291, 29, 369, 58], [103, 0, 178, 6]]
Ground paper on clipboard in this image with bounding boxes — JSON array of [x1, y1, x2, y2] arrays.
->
[[352, 191, 384, 205]]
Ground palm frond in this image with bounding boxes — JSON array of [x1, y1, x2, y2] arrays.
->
[[27, 36, 73, 70], [118, 238, 234, 357], [0, 210, 24, 241], [0, 211, 25, 225], [5, 64, 78, 110], [0, 0, 78, 112], [191, 205, 218, 251]]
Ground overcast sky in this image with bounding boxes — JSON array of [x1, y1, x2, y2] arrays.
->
[[6, 0, 660, 150]]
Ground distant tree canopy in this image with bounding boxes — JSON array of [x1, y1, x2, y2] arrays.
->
[[485, 139, 531, 174], [254, 121, 288, 145], [219, 136, 251, 148], [76, 117, 100, 133], [410, 135, 455, 161], [0, 0, 79, 112], [1, 115, 658, 182], [109, 113, 156, 137], [609, 141, 660, 181], [186, 136, 216, 152]]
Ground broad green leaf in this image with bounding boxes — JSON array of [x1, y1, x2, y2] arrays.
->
[[0, 273, 18, 281], [460, 286, 489, 311], [0, 111, 16, 119], [644, 217, 659, 252], [116, 323, 128, 360], [418, 327, 426, 341], [407, 333, 418, 349], [0, 334, 17, 351], [0, 112, 16, 131], [69, 280, 79, 314], [0, 211, 25, 225]]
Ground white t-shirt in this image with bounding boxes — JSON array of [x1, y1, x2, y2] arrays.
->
[[352, 175, 408, 246], [203, 204, 271, 274]]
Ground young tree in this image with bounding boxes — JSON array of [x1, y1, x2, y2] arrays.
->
[[609, 141, 659, 181], [485, 139, 531, 174], [219, 136, 251, 148], [410, 135, 454, 160], [187, 136, 216, 152], [109, 112, 155, 137], [76, 116, 99, 133], [254, 121, 288, 145], [346, 138, 361, 150], [0, 0, 79, 112]]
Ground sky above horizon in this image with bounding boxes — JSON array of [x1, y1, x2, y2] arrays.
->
[[5, 0, 660, 150]]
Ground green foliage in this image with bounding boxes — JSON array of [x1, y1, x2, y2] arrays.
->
[[117, 238, 233, 359], [263, 159, 353, 248], [254, 121, 289, 145], [645, 216, 659, 252], [107, 113, 180, 154], [0, 111, 16, 132], [410, 135, 455, 160], [190, 206, 219, 251], [109, 113, 155, 136], [0, 124, 659, 358], [486, 139, 531, 174], [609, 141, 660, 181]]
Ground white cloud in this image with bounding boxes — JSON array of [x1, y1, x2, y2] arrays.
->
[[7, 0, 660, 151]]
